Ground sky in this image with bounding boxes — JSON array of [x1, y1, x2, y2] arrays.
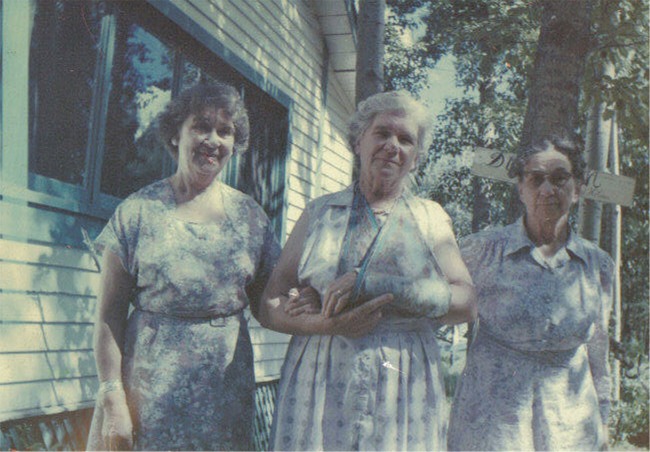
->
[[421, 56, 465, 118]]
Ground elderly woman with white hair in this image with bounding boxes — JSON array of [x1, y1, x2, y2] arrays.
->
[[258, 90, 477, 451]]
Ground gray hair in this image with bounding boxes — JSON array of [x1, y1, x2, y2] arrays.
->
[[347, 91, 433, 161]]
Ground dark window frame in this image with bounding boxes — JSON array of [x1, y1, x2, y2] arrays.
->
[[24, 0, 292, 240]]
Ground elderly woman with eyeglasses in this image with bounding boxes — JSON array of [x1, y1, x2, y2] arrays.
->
[[447, 135, 614, 451]]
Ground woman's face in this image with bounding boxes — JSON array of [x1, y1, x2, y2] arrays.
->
[[518, 146, 580, 225], [173, 106, 235, 184], [355, 111, 419, 188]]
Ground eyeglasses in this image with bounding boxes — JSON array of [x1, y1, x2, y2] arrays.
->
[[523, 170, 573, 188]]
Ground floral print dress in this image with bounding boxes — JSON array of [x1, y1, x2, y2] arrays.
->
[[86, 179, 279, 451], [447, 218, 613, 451], [271, 185, 453, 451]]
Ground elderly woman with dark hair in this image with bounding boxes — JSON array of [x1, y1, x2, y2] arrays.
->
[[448, 135, 614, 450], [258, 90, 477, 451], [86, 82, 279, 450]]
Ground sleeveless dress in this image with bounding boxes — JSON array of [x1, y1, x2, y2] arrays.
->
[[447, 219, 613, 451], [86, 179, 279, 451], [271, 185, 454, 451]]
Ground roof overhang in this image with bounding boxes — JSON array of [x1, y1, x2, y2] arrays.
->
[[310, 0, 357, 103]]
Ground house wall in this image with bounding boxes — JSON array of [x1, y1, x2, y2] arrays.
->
[[0, 0, 355, 422]]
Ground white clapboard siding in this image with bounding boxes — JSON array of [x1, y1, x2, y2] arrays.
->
[[0, 239, 98, 271], [0, 324, 95, 354], [251, 343, 290, 363], [0, 202, 104, 247], [0, 230, 100, 420], [0, 377, 97, 421], [285, 204, 306, 227], [0, 351, 96, 384], [0, 261, 100, 295], [249, 315, 291, 381], [0, 292, 96, 324]]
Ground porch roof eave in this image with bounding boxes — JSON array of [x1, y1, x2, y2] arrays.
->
[[310, 0, 358, 104]]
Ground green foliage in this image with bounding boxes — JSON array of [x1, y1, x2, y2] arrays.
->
[[413, 96, 523, 235], [384, 14, 434, 94], [419, 0, 540, 95], [610, 342, 649, 447], [384, 1, 440, 94], [618, 130, 649, 349], [584, 0, 649, 146]]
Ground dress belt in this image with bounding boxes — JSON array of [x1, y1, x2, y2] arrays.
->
[[133, 306, 245, 327], [372, 315, 437, 333], [477, 327, 581, 364]]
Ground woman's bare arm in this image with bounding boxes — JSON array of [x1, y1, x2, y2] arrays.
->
[[93, 250, 135, 449], [256, 210, 392, 336], [432, 229, 477, 325], [94, 250, 132, 381]]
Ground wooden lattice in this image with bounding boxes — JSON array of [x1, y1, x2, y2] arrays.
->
[[0, 380, 280, 451]]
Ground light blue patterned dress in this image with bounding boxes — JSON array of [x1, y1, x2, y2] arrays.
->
[[271, 185, 453, 451], [86, 179, 279, 451], [448, 218, 613, 451]]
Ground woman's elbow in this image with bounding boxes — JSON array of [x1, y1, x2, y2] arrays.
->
[[462, 284, 478, 322], [446, 282, 477, 324], [255, 296, 279, 330]]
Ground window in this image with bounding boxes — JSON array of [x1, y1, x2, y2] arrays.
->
[[100, 15, 174, 199], [23, 0, 289, 237], [28, 1, 102, 190]]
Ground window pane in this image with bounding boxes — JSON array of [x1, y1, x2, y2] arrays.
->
[[238, 88, 288, 238], [29, 0, 101, 185], [181, 60, 240, 91], [100, 15, 173, 198]]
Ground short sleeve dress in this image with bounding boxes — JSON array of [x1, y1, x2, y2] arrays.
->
[[86, 179, 279, 451], [447, 218, 613, 451], [271, 185, 454, 451]]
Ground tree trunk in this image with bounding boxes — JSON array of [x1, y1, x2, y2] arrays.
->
[[604, 113, 622, 401], [355, 0, 385, 105], [472, 77, 496, 233], [353, 0, 385, 178], [510, 0, 593, 221], [519, 0, 592, 148], [578, 62, 615, 242]]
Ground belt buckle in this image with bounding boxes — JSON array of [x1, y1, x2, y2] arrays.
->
[[210, 317, 226, 327]]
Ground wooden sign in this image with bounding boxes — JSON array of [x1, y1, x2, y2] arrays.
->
[[471, 147, 636, 207]]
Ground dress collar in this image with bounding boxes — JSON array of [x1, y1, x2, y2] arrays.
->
[[505, 216, 588, 264], [322, 183, 414, 207]]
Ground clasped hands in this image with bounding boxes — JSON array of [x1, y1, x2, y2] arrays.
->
[[284, 271, 393, 337]]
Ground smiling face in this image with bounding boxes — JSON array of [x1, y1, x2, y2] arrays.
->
[[355, 111, 420, 192], [518, 145, 580, 227], [173, 107, 235, 187]]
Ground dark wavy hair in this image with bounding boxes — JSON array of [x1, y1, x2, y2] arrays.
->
[[508, 134, 587, 183], [157, 82, 250, 160]]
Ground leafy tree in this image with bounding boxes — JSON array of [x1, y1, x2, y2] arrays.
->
[[389, 0, 538, 230]]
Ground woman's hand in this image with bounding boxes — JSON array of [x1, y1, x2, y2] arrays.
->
[[101, 390, 134, 450], [284, 286, 321, 317], [321, 293, 393, 337], [322, 271, 359, 318]]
